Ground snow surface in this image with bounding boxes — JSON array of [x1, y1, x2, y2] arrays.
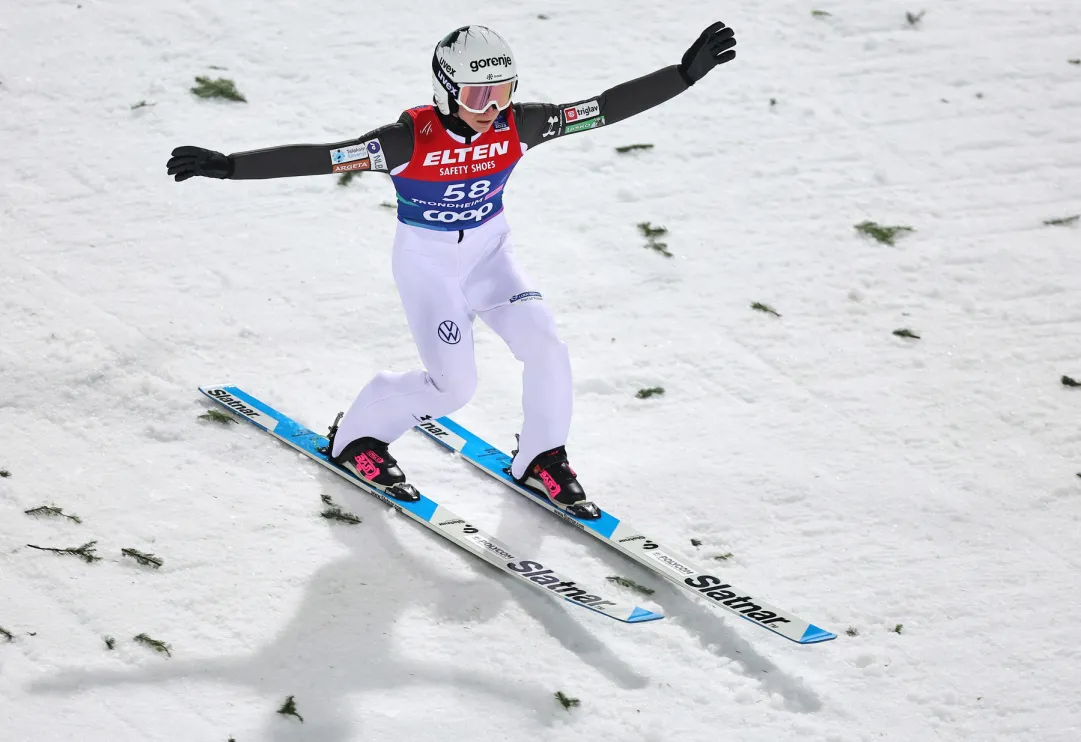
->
[[3, 0, 1081, 739]]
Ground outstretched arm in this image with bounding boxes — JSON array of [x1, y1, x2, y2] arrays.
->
[[515, 22, 737, 150], [166, 114, 416, 182]]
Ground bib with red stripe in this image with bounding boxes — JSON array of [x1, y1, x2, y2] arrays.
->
[[392, 105, 522, 231]]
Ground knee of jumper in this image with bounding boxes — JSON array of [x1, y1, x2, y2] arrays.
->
[[426, 369, 478, 410], [507, 319, 569, 367]]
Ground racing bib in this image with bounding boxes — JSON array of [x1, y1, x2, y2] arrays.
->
[[392, 105, 522, 231]]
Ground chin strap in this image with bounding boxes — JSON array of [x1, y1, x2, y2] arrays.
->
[[435, 108, 479, 142]]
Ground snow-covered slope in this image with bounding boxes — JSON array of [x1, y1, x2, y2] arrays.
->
[[2, 1, 1080, 739]]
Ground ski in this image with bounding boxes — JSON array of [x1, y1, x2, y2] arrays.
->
[[413, 416, 835, 644], [198, 386, 662, 625]]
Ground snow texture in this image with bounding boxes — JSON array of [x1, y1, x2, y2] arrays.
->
[[2, 0, 1080, 740]]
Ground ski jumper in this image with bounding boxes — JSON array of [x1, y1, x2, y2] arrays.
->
[[335, 106, 570, 476], [225, 65, 692, 477]]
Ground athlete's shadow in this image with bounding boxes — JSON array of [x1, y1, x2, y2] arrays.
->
[[650, 580, 824, 713], [30, 469, 646, 740], [480, 468, 824, 714], [582, 550, 824, 713]]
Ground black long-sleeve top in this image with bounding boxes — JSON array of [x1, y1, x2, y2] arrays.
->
[[227, 65, 690, 179]]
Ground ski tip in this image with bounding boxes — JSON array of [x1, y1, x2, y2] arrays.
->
[[799, 624, 837, 644], [627, 606, 665, 623]]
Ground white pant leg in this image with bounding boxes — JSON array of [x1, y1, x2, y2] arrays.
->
[[465, 239, 573, 479], [333, 230, 478, 456]]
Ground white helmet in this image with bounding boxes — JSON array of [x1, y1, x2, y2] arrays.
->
[[431, 25, 518, 116]]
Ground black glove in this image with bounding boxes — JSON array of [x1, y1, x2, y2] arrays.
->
[[679, 22, 737, 86], [167, 146, 233, 182]]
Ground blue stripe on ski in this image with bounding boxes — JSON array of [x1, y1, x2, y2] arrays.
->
[[210, 386, 448, 522], [628, 607, 659, 623], [799, 624, 836, 644], [426, 415, 622, 539]]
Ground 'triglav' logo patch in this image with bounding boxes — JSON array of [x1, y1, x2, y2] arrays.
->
[[564, 99, 599, 122]]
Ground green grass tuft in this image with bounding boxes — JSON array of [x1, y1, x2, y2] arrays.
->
[[713, 552, 734, 561], [0, 469, 9, 478], [690, 538, 702, 547], [199, 409, 237, 425], [555, 691, 581, 711], [751, 301, 781, 317], [811, 10, 832, 18], [134, 633, 171, 656], [338, 171, 359, 187], [122, 548, 163, 569], [1043, 215, 1079, 227], [615, 143, 654, 154], [906, 10, 926, 26], [27, 541, 100, 563], [191, 76, 247, 102], [320, 495, 362, 525], [635, 387, 665, 399], [606, 575, 655, 596], [855, 221, 915, 246], [637, 222, 668, 239], [637, 222, 672, 257], [1062, 375, 1080, 388], [893, 328, 921, 340], [846, 626, 859, 637], [892, 623, 904, 634], [277, 695, 304, 723], [104, 636, 116, 650], [24, 505, 82, 524], [0, 627, 13, 642]]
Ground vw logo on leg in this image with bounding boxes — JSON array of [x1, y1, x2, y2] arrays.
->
[[438, 320, 461, 345]]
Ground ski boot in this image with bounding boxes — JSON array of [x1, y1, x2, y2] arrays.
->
[[320, 412, 419, 502], [512, 438, 600, 520]]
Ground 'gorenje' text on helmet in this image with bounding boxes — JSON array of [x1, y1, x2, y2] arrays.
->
[[431, 26, 518, 116]]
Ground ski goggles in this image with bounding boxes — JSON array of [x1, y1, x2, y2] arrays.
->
[[456, 80, 516, 114]]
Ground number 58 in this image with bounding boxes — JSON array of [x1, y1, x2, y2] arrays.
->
[[443, 180, 491, 201]]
